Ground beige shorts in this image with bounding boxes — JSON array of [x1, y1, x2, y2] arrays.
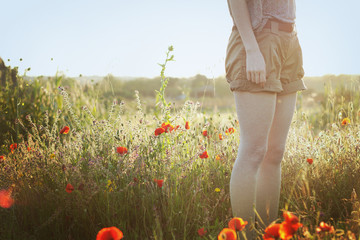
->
[[225, 22, 307, 95]]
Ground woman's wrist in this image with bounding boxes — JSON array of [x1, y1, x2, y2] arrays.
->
[[245, 45, 261, 54]]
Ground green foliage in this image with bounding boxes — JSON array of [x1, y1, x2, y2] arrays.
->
[[0, 61, 57, 145], [2, 53, 360, 239], [155, 45, 175, 122]]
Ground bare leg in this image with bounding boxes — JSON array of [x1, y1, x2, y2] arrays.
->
[[255, 92, 297, 228], [230, 91, 277, 239]]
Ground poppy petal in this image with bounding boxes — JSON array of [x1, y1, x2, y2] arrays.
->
[[0, 188, 14, 208], [96, 226, 123, 240], [218, 228, 237, 240]]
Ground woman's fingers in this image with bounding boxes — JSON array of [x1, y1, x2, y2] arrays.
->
[[259, 70, 266, 86], [247, 70, 266, 85], [247, 71, 251, 82], [251, 72, 257, 83], [247, 70, 257, 83]]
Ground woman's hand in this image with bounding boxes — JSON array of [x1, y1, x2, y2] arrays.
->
[[246, 49, 266, 88]]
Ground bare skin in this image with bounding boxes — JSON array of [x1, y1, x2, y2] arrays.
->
[[227, 0, 266, 87], [231, 92, 297, 239]]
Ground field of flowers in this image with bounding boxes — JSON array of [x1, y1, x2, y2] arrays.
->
[[1, 49, 360, 239]]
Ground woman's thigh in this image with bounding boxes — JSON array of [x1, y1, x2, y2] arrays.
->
[[233, 91, 277, 148], [265, 92, 297, 159]]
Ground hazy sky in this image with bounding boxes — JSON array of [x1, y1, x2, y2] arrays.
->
[[2, 0, 360, 78]]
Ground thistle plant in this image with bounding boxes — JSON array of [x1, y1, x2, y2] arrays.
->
[[155, 45, 174, 123]]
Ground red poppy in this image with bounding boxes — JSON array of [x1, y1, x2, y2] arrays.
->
[[185, 121, 190, 130], [202, 130, 208, 136], [161, 122, 174, 133], [283, 211, 301, 227], [174, 125, 180, 131], [157, 180, 164, 188], [225, 127, 235, 135], [279, 221, 298, 240], [263, 223, 280, 240], [341, 118, 351, 125], [263, 211, 302, 240], [316, 222, 335, 233], [306, 158, 313, 164], [219, 134, 223, 140], [228, 217, 248, 231], [60, 126, 70, 134], [199, 151, 209, 159], [278, 211, 302, 240], [154, 179, 164, 188], [198, 227, 207, 237], [155, 127, 165, 136], [218, 228, 237, 240], [27, 147, 31, 152], [116, 147, 128, 155], [96, 226, 123, 240], [0, 188, 14, 208], [0, 156, 5, 161], [10, 143, 17, 153], [65, 183, 74, 193]]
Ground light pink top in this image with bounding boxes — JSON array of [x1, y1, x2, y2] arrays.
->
[[228, 0, 296, 32]]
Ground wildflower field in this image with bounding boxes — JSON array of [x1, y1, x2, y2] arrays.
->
[[1, 49, 360, 239]]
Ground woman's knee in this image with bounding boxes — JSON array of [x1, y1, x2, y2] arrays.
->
[[249, 145, 268, 159], [263, 145, 286, 165], [237, 144, 268, 169]]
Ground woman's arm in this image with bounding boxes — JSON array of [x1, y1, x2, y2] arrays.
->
[[228, 0, 266, 86]]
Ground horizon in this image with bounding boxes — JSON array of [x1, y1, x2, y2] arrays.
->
[[19, 71, 360, 80]]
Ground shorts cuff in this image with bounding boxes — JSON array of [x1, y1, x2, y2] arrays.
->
[[279, 79, 307, 95], [229, 78, 283, 93]]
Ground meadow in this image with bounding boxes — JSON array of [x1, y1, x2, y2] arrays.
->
[[1, 50, 360, 239]]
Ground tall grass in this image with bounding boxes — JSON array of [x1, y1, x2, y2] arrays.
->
[[1, 52, 360, 239]]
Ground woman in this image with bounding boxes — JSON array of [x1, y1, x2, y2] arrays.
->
[[225, 0, 306, 238]]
